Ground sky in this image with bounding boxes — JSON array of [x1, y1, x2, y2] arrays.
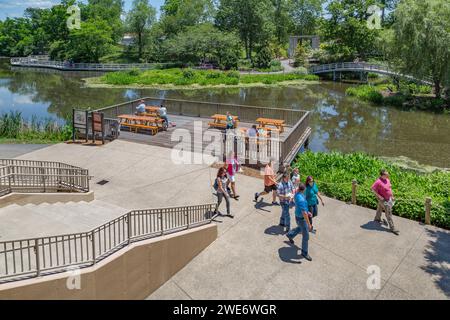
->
[[0, 0, 165, 20]]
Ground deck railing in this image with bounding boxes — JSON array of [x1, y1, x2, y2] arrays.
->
[[0, 159, 90, 195], [0, 203, 215, 282]]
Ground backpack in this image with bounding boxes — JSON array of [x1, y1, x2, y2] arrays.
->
[[213, 178, 219, 191]]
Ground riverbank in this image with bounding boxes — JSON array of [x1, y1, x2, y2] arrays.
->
[[346, 84, 449, 113], [83, 68, 319, 90], [293, 151, 450, 229]]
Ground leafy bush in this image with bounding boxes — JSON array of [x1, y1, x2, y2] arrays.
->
[[182, 68, 195, 79], [127, 68, 141, 77], [205, 71, 221, 79], [294, 44, 308, 68], [384, 95, 407, 107], [293, 67, 308, 75], [346, 85, 383, 104], [293, 152, 450, 229], [226, 70, 240, 79], [254, 46, 273, 69]]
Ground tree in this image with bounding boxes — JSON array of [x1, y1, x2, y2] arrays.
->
[[320, 0, 380, 61], [126, 0, 157, 60], [163, 23, 240, 69], [80, 0, 124, 42], [160, 0, 215, 36], [65, 19, 114, 62], [216, 0, 275, 60], [288, 0, 324, 36], [272, 0, 290, 45], [382, 0, 450, 98], [254, 46, 273, 69], [293, 43, 308, 68]]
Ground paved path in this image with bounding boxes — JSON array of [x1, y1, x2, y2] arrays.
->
[[6, 141, 450, 300], [0, 144, 49, 158]]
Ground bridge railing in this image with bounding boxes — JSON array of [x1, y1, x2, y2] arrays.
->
[[0, 203, 215, 282], [0, 159, 90, 195]]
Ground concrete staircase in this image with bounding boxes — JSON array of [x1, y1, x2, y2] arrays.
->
[[0, 200, 128, 241]]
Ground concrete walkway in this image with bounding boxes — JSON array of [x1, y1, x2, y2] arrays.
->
[[0, 144, 50, 158], [6, 141, 450, 300]]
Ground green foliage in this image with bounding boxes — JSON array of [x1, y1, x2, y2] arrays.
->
[[293, 44, 308, 68], [293, 152, 450, 229], [101, 68, 318, 87], [0, 111, 72, 143], [254, 46, 273, 69], [346, 85, 384, 104], [126, 0, 157, 59], [127, 68, 142, 76]]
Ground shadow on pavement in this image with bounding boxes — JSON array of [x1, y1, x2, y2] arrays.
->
[[264, 225, 285, 236], [422, 228, 450, 298], [360, 221, 392, 234], [254, 199, 273, 212], [278, 241, 302, 264]]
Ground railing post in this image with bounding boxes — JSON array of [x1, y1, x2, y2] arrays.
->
[[186, 207, 190, 229], [352, 179, 357, 205], [7, 165, 11, 192], [127, 212, 132, 244], [91, 231, 96, 265], [160, 211, 164, 235], [34, 239, 40, 277], [425, 197, 432, 225]]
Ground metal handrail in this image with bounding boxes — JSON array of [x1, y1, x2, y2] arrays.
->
[[0, 159, 90, 195], [309, 62, 433, 84], [0, 203, 216, 282]]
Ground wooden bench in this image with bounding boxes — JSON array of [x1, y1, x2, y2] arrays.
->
[[209, 114, 239, 129], [256, 118, 286, 133]]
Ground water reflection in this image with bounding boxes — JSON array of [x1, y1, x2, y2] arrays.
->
[[0, 59, 449, 168]]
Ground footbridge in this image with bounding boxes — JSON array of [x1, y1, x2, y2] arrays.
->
[[309, 62, 432, 85]]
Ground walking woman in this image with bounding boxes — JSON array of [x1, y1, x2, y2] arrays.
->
[[305, 176, 324, 230], [214, 167, 234, 218]]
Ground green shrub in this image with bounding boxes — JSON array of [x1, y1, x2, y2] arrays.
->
[[293, 67, 308, 75], [226, 70, 240, 79], [346, 85, 383, 104], [205, 71, 221, 79], [254, 46, 273, 69], [384, 95, 407, 107], [293, 152, 450, 229], [127, 68, 141, 77], [182, 68, 195, 79]]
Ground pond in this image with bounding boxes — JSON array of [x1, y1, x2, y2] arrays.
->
[[0, 59, 449, 168]]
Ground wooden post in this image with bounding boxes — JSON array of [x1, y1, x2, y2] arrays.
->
[[425, 197, 432, 225], [352, 179, 357, 205]]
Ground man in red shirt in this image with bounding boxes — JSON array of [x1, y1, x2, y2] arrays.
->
[[371, 169, 400, 235]]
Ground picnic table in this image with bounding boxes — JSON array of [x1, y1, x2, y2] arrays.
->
[[208, 114, 239, 129], [118, 114, 164, 135], [256, 118, 286, 133]]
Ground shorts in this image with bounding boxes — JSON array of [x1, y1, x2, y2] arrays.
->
[[264, 184, 277, 193], [227, 174, 236, 183]]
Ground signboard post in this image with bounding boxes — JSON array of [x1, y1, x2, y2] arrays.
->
[[91, 112, 105, 145], [72, 109, 88, 143]]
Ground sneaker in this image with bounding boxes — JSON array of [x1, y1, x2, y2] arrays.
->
[[286, 235, 294, 244], [254, 193, 259, 202], [272, 201, 280, 206], [374, 218, 382, 223], [279, 223, 285, 227], [302, 253, 312, 261], [391, 229, 400, 236]]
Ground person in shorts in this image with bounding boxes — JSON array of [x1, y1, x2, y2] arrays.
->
[[254, 159, 279, 205], [225, 151, 240, 200]]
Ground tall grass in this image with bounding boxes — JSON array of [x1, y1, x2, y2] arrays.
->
[[0, 111, 72, 143], [101, 68, 319, 87]]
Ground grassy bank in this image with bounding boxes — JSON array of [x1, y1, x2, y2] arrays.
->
[[0, 111, 72, 144], [346, 84, 448, 113], [87, 68, 319, 89], [293, 152, 450, 229]]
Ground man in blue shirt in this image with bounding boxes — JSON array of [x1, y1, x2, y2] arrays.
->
[[277, 173, 295, 233], [136, 100, 146, 115], [286, 183, 313, 261]]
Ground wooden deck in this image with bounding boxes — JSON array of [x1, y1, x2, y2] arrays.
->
[[118, 114, 293, 150]]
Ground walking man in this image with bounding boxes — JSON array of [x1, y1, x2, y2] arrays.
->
[[286, 183, 313, 261], [371, 169, 400, 235], [277, 173, 295, 233], [254, 159, 279, 205]]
